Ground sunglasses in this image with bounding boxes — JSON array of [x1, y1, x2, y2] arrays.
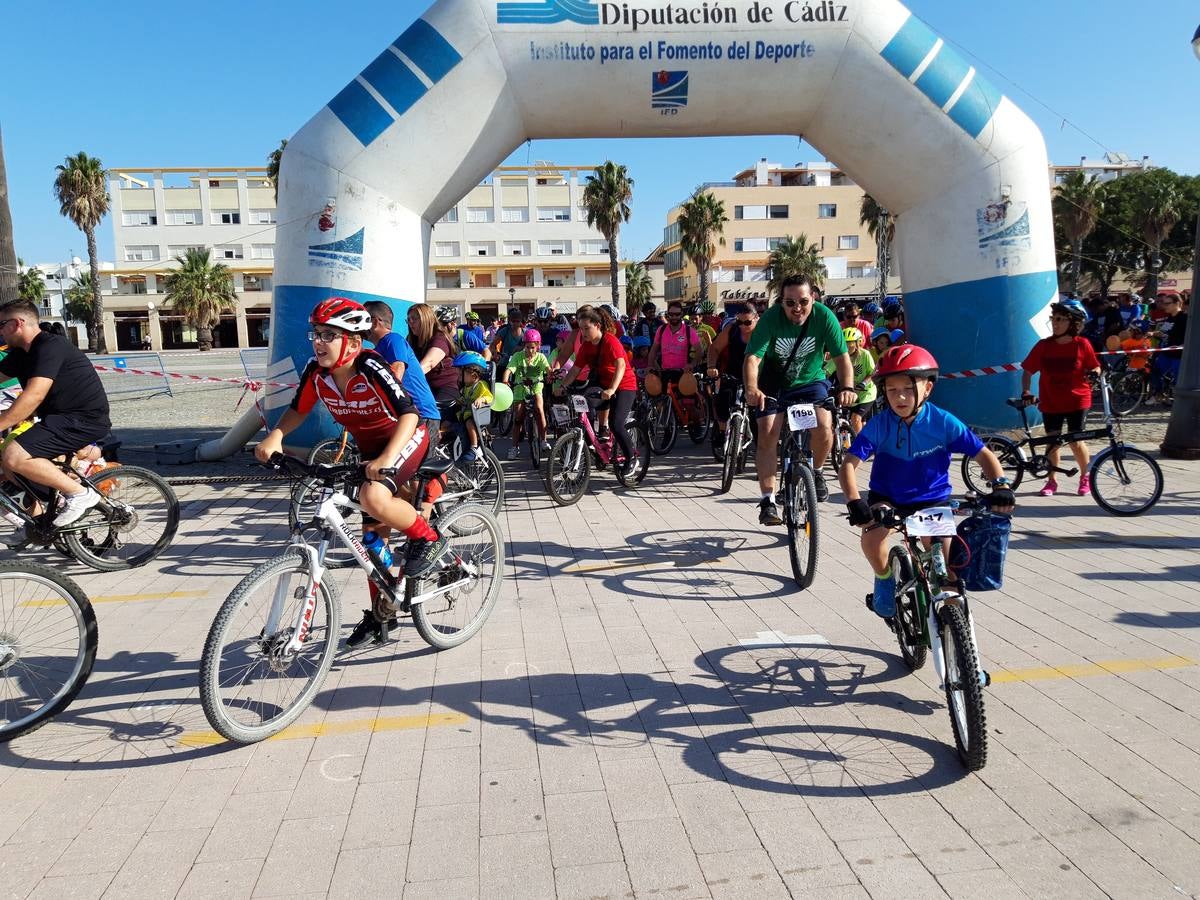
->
[[666, 312, 683, 318], [736, 319, 754, 327], [0, 318, 16, 330], [309, 329, 344, 344], [783, 298, 811, 309]]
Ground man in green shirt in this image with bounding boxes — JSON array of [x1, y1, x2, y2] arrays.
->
[[744, 275, 856, 523]]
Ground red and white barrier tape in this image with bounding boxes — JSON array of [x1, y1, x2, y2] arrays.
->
[[940, 345, 1180, 381]]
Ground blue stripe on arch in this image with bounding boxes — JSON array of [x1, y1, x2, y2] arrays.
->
[[914, 44, 971, 109], [880, 15, 938, 79], [393, 19, 461, 83], [362, 49, 427, 118], [327, 80, 393, 147], [947, 72, 1004, 139]]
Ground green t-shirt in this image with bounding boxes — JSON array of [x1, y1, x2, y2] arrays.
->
[[823, 349, 876, 403], [746, 302, 846, 392], [505, 350, 550, 387]]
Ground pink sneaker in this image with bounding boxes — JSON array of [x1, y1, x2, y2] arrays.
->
[[1038, 479, 1058, 497], [1077, 474, 1091, 496]]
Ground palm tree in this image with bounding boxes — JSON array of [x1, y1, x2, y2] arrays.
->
[[63, 269, 95, 326], [267, 138, 288, 202], [1127, 170, 1183, 300], [53, 152, 109, 352], [623, 260, 653, 316], [0, 128, 17, 305], [164, 249, 236, 351], [17, 260, 45, 305], [678, 190, 727, 307], [859, 194, 896, 301], [766, 234, 827, 296], [1052, 172, 1103, 297], [582, 161, 634, 311]]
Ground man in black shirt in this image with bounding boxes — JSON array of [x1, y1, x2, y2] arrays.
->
[[0, 300, 111, 526]]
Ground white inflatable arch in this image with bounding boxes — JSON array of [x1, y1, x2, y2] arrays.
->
[[266, 0, 1057, 445]]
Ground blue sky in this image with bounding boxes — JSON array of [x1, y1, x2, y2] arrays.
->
[[2, 0, 1197, 266]]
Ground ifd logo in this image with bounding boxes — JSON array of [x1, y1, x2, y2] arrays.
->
[[652, 70, 688, 114]]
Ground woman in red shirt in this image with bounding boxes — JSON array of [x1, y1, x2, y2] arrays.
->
[[556, 306, 638, 472], [1020, 299, 1101, 497]]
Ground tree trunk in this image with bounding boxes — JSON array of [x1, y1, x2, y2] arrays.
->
[[1145, 243, 1160, 301], [1070, 238, 1083, 298], [607, 234, 619, 311], [86, 226, 106, 353], [198, 325, 213, 351], [0, 128, 17, 305], [697, 263, 708, 311]]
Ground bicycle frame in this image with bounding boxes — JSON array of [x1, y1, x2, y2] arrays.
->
[[566, 394, 616, 466], [0, 463, 122, 541], [1008, 371, 1123, 474]]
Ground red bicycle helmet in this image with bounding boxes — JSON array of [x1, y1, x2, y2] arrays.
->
[[310, 297, 372, 334], [873, 343, 939, 382]]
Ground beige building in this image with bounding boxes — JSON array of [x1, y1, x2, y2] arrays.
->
[[663, 159, 884, 308]]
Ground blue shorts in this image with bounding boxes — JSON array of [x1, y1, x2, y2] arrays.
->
[[755, 381, 830, 420]]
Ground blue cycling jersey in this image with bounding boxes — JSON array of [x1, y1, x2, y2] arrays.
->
[[371, 332, 441, 421], [847, 401, 984, 505]]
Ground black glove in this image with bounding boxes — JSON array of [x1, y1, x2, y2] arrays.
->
[[987, 485, 1015, 508], [847, 498, 873, 527]]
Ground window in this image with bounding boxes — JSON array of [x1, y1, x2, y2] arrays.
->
[[818, 204, 838, 218], [545, 273, 569, 287], [665, 276, 686, 300], [168, 245, 206, 259], [501, 206, 529, 223], [473, 273, 493, 288], [122, 211, 158, 226], [165, 210, 201, 226], [538, 240, 570, 256], [769, 205, 789, 219], [734, 205, 767, 220], [767, 237, 787, 251], [249, 209, 277, 224], [129, 281, 147, 295], [212, 210, 241, 225], [503, 241, 531, 257], [664, 249, 684, 273], [215, 245, 244, 260], [579, 240, 609, 255], [434, 241, 460, 258], [251, 244, 274, 259], [439, 207, 459, 224], [733, 237, 767, 253], [663, 221, 681, 246], [536, 206, 570, 222], [584, 271, 610, 286], [466, 206, 494, 223], [435, 272, 460, 288], [733, 269, 745, 282], [847, 266, 865, 278], [124, 245, 160, 262], [838, 235, 860, 250], [208, 179, 221, 188], [243, 274, 268, 291], [468, 241, 494, 257]]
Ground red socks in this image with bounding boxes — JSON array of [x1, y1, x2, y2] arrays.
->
[[402, 516, 437, 542]]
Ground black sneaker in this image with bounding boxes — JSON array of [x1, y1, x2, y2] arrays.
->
[[758, 499, 782, 526], [345, 609, 398, 648], [813, 471, 830, 502], [404, 530, 451, 578]]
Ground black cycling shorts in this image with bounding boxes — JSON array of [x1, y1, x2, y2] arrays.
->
[[1041, 410, 1087, 434], [10, 414, 110, 461]]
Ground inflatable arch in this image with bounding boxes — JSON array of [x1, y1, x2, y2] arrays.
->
[[265, 0, 1057, 446]]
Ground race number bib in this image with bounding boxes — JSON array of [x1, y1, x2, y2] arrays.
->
[[551, 404, 571, 426], [904, 507, 956, 537], [787, 403, 818, 432], [570, 394, 590, 413]]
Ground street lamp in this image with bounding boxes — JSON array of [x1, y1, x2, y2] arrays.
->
[[1159, 24, 1200, 458]]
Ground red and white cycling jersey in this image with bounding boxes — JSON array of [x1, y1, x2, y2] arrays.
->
[[290, 350, 418, 455]]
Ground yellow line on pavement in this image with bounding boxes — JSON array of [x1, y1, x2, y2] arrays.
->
[[176, 711, 470, 747], [20, 589, 208, 608], [991, 655, 1196, 684]]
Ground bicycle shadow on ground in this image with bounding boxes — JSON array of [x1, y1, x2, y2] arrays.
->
[[1112, 610, 1200, 629]]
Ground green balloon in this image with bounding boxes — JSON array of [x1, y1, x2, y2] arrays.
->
[[491, 382, 514, 413]]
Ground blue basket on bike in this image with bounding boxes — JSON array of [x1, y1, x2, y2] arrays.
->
[[948, 512, 1011, 592]]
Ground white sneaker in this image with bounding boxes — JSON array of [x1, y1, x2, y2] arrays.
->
[[507, 446, 519, 461], [53, 488, 101, 527]]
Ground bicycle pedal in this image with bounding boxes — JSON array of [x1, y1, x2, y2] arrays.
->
[[979, 670, 991, 688], [864, 594, 874, 612]]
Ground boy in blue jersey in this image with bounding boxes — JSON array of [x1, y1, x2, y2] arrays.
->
[[364, 301, 441, 426], [838, 344, 1015, 619]]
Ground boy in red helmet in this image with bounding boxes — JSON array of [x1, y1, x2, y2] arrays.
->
[[837, 344, 1015, 621], [255, 297, 447, 647]]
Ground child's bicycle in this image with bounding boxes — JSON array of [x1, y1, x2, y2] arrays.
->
[[961, 369, 1163, 516], [200, 453, 505, 744], [866, 495, 1003, 771], [543, 387, 650, 506]]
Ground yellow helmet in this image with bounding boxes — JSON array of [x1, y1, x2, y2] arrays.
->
[[842, 326, 863, 345]]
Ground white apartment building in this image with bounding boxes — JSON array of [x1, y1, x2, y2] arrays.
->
[[426, 163, 626, 320], [22, 258, 97, 345], [1050, 152, 1155, 186], [104, 167, 277, 351]]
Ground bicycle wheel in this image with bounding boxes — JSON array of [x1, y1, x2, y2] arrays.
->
[[829, 422, 846, 471], [1089, 445, 1163, 516], [407, 503, 504, 650], [288, 479, 358, 569], [784, 462, 820, 590], [614, 424, 650, 487], [1109, 371, 1146, 417], [525, 410, 541, 469], [447, 447, 505, 518], [889, 548, 927, 672], [961, 435, 1025, 494], [938, 602, 987, 771], [687, 397, 710, 444], [199, 551, 341, 744], [718, 413, 743, 494], [648, 397, 677, 455], [64, 465, 180, 571], [736, 417, 753, 473], [307, 435, 357, 466], [0, 562, 98, 742], [710, 416, 725, 462], [545, 429, 590, 506]]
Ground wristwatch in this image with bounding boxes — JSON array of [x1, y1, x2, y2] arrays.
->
[[988, 477, 1010, 487]]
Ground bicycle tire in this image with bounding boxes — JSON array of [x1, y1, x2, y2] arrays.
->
[[525, 410, 541, 469], [710, 417, 725, 462], [961, 435, 1025, 494], [1089, 445, 1163, 517], [1109, 371, 1145, 417], [448, 447, 505, 518], [785, 461, 820, 590], [64, 465, 180, 571], [718, 413, 742, 494], [889, 548, 927, 672], [648, 397, 677, 455], [545, 429, 590, 506], [614, 424, 650, 487], [199, 551, 341, 744], [938, 602, 987, 771], [287, 479, 358, 569], [307, 436, 358, 466], [408, 503, 504, 649], [0, 562, 98, 742], [687, 397, 710, 444], [736, 417, 753, 473]]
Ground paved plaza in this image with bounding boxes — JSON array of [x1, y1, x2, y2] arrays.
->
[[2, 424, 1199, 899]]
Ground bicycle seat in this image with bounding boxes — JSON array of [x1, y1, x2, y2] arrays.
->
[[417, 456, 456, 477]]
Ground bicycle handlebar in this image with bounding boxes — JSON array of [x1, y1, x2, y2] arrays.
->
[[861, 493, 1006, 532]]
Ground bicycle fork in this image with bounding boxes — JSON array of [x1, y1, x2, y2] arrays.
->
[[927, 596, 990, 690], [271, 540, 327, 655]]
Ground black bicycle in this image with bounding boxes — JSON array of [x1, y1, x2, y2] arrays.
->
[[715, 376, 753, 495], [962, 370, 1163, 516], [509, 377, 547, 468], [769, 394, 833, 590]]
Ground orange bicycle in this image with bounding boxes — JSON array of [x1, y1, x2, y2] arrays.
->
[[646, 369, 711, 454]]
